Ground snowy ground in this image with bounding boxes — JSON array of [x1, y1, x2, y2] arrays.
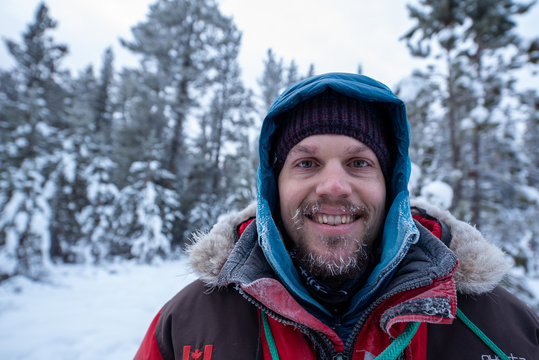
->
[[0, 258, 197, 360]]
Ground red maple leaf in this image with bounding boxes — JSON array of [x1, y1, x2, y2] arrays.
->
[[191, 348, 203, 360]]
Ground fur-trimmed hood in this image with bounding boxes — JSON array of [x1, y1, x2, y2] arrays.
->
[[188, 200, 511, 295], [191, 73, 510, 326]]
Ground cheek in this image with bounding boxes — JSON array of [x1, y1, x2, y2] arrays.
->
[[361, 181, 387, 211], [278, 178, 291, 219], [279, 181, 299, 216], [375, 185, 387, 208]]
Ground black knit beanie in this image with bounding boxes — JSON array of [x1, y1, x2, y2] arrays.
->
[[271, 90, 392, 182]]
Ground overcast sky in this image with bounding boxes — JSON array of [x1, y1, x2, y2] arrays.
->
[[1, 0, 538, 91]]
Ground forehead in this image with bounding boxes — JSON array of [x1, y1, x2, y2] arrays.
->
[[286, 134, 373, 157]]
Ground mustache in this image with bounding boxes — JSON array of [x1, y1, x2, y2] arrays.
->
[[291, 200, 369, 230]]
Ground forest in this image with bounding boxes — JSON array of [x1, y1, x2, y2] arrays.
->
[[0, 0, 537, 311]]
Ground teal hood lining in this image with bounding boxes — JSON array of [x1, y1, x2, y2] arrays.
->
[[256, 73, 419, 322]]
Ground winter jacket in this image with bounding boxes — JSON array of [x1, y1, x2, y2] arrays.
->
[[134, 201, 538, 360], [135, 73, 539, 359]]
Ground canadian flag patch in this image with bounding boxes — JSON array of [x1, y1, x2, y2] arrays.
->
[[182, 345, 213, 360]]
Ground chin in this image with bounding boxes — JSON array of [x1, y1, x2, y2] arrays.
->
[[295, 235, 369, 280]]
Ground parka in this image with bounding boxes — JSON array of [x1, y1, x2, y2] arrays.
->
[[135, 73, 539, 360], [135, 201, 538, 360]]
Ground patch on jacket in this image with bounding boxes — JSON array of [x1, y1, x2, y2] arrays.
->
[[182, 344, 213, 360]]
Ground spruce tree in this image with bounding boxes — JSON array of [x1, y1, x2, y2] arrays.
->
[[111, 158, 181, 262], [182, 23, 255, 238], [395, 69, 444, 194], [0, 3, 70, 279], [402, 0, 536, 224], [94, 47, 114, 141], [258, 48, 285, 114], [403, 0, 538, 309], [121, 0, 236, 177]]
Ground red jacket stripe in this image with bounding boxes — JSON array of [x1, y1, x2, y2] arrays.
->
[[134, 309, 164, 360]]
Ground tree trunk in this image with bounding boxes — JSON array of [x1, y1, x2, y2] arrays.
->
[[446, 51, 463, 213], [471, 125, 481, 227]]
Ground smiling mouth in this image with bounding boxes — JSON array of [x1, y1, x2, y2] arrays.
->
[[307, 213, 360, 226]]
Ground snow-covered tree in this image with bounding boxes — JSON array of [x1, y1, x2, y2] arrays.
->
[[395, 69, 445, 193], [182, 22, 255, 238], [258, 48, 285, 114], [77, 156, 119, 263], [111, 160, 181, 262], [285, 59, 300, 88], [402, 0, 475, 215], [47, 66, 98, 263], [121, 0, 236, 177], [402, 0, 536, 224], [0, 3, 69, 279], [113, 67, 167, 187], [402, 0, 538, 309], [94, 47, 114, 141]]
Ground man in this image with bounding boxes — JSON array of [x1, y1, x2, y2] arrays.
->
[[135, 73, 538, 359]]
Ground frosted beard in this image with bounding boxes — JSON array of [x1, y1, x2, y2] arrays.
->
[[287, 200, 373, 285]]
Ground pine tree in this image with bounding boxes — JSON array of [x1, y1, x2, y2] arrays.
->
[[77, 155, 119, 263], [522, 90, 538, 188], [111, 159, 181, 262], [113, 68, 166, 188], [258, 48, 285, 114], [403, 0, 538, 309], [48, 66, 100, 263], [402, 0, 471, 216], [94, 47, 114, 141], [121, 0, 236, 177], [0, 3, 69, 279], [402, 0, 536, 225], [182, 22, 255, 238], [306, 64, 316, 78], [395, 69, 444, 194], [460, 0, 534, 226], [285, 59, 300, 88]]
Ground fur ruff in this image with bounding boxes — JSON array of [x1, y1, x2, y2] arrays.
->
[[187, 202, 257, 287], [410, 199, 511, 294], [188, 200, 511, 294]]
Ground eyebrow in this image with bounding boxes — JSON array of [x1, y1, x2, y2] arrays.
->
[[289, 143, 370, 156], [345, 144, 370, 155], [289, 144, 318, 156]]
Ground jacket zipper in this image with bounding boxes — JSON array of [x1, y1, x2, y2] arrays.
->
[[237, 272, 451, 359], [342, 276, 439, 358], [236, 285, 339, 359]]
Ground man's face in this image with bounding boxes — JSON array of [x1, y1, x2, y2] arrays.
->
[[278, 134, 387, 283]]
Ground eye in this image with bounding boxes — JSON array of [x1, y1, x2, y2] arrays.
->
[[351, 159, 369, 168], [297, 160, 315, 168]]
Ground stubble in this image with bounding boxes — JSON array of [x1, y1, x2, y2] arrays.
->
[[287, 200, 374, 283]]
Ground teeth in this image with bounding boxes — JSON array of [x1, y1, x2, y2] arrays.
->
[[313, 214, 355, 225]]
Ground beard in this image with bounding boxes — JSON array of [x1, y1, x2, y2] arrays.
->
[[291, 234, 370, 283], [285, 200, 377, 285]]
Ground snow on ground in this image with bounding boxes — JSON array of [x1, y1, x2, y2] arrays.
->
[[0, 258, 197, 360]]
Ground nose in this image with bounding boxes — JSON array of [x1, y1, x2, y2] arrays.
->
[[315, 162, 352, 199]]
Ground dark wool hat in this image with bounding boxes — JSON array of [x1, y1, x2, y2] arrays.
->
[[271, 89, 392, 181]]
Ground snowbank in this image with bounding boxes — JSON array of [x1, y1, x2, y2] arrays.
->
[[0, 258, 196, 360]]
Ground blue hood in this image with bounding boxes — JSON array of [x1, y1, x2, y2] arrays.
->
[[256, 73, 419, 324]]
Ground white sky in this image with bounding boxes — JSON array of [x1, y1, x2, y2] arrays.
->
[[1, 0, 538, 91]]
